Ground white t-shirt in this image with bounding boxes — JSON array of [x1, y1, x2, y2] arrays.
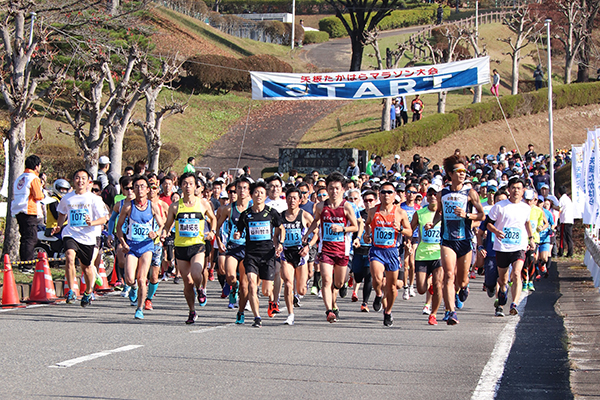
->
[[559, 194, 574, 224], [57, 191, 108, 246], [265, 197, 288, 213], [488, 199, 531, 252]]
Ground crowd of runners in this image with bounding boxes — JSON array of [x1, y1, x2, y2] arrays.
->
[[40, 144, 574, 328]]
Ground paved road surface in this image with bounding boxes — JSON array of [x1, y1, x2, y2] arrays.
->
[[0, 264, 571, 399]]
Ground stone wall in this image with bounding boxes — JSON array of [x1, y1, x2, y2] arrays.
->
[[279, 148, 361, 175]]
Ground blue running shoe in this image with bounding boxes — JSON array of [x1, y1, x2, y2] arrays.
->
[[236, 312, 245, 324], [80, 292, 92, 308], [447, 311, 459, 325], [129, 286, 138, 306], [455, 293, 463, 310], [222, 283, 231, 298], [442, 310, 450, 321], [458, 285, 469, 302], [498, 287, 508, 306], [229, 281, 238, 305], [135, 308, 144, 319], [66, 290, 77, 304]]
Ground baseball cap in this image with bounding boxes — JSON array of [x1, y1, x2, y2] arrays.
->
[[487, 155, 494, 161], [428, 183, 442, 193], [538, 195, 545, 202], [540, 184, 549, 189], [219, 191, 228, 199], [394, 154, 400, 159], [396, 182, 406, 192], [475, 169, 482, 174], [99, 156, 111, 165], [524, 189, 535, 200]]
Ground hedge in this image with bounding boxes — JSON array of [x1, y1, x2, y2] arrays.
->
[[346, 81, 600, 156], [319, 5, 450, 38], [303, 30, 330, 44]]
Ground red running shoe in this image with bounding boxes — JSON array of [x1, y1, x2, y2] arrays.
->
[[208, 268, 215, 281], [348, 276, 354, 288], [351, 291, 358, 302]]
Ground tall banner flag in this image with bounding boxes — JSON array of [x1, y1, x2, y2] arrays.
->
[[572, 145, 585, 219], [251, 57, 491, 100], [595, 128, 600, 226], [583, 130, 596, 224]]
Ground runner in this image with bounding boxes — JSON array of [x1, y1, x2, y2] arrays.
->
[[107, 176, 135, 291], [264, 175, 287, 317], [162, 172, 217, 324], [400, 183, 421, 300], [412, 184, 443, 325], [425, 155, 485, 325], [280, 187, 316, 325], [364, 182, 412, 326], [350, 190, 377, 312], [234, 181, 285, 328], [215, 178, 252, 323], [303, 171, 359, 323], [485, 177, 536, 316], [538, 197, 555, 279], [116, 175, 165, 319], [145, 174, 169, 311], [214, 183, 235, 300], [522, 189, 548, 292], [52, 169, 109, 307]]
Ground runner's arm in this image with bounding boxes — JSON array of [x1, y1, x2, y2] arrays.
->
[[468, 189, 486, 221], [116, 202, 132, 248], [161, 202, 177, 241], [302, 202, 322, 244], [426, 192, 443, 230], [342, 202, 359, 233], [51, 213, 67, 235], [397, 208, 412, 237]]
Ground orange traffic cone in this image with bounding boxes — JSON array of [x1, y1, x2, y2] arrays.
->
[[1, 255, 26, 308], [25, 252, 58, 303], [80, 275, 87, 294], [109, 261, 118, 287], [64, 276, 80, 297], [95, 262, 113, 292]]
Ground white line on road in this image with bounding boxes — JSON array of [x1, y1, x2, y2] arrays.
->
[[190, 323, 234, 334], [0, 304, 48, 313], [471, 293, 529, 400], [48, 345, 143, 368]]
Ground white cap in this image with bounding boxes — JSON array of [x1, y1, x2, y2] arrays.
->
[[394, 154, 400, 159], [428, 183, 442, 193], [524, 189, 535, 201], [99, 156, 111, 165]]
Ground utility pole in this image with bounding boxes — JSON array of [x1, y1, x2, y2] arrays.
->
[[546, 18, 555, 193], [291, 0, 296, 50]]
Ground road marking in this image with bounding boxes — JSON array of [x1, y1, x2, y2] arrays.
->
[[0, 304, 48, 313], [471, 293, 529, 400], [48, 345, 143, 368], [190, 323, 234, 334]]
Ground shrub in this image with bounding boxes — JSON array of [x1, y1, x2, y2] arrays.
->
[[318, 16, 347, 38], [304, 30, 329, 44]]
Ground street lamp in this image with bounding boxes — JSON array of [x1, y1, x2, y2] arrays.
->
[[545, 18, 555, 193]]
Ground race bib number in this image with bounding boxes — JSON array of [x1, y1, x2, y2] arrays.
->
[[443, 199, 466, 221], [502, 227, 522, 246], [284, 228, 302, 247], [179, 218, 200, 237], [373, 226, 395, 247], [422, 226, 441, 244], [322, 222, 344, 242], [69, 208, 89, 227], [249, 221, 270, 241], [130, 222, 150, 242]]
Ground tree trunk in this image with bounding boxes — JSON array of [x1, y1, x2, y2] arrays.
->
[[147, 143, 161, 174], [2, 120, 27, 260], [109, 0, 119, 16], [564, 55, 574, 84], [438, 91, 447, 114], [511, 51, 520, 95], [473, 85, 482, 103], [577, 37, 590, 82], [108, 129, 125, 177], [381, 98, 391, 131], [349, 37, 364, 72]]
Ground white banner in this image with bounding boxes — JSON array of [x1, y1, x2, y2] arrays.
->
[[583, 130, 596, 224], [572, 145, 585, 219], [251, 57, 491, 100]]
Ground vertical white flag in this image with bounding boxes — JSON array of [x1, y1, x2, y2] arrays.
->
[[583, 131, 596, 224], [572, 145, 585, 219]]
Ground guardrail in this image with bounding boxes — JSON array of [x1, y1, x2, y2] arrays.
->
[[584, 228, 600, 289]]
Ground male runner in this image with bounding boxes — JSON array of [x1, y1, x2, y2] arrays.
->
[[145, 174, 169, 311], [351, 190, 377, 312], [522, 189, 547, 292], [303, 172, 358, 323], [162, 172, 217, 324], [364, 182, 411, 326], [400, 183, 421, 300], [116, 175, 164, 319], [53, 170, 109, 307]]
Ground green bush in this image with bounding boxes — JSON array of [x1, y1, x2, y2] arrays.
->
[[319, 16, 347, 38], [303, 30, 329, 44], [347, 81, 600, 157]]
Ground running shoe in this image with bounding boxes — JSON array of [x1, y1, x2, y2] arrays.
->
[[428, 314, 438, 325], [348, 276, 354, 288], [447, 311, 459, 325], [486, 285, 495, 298], [267, 302, 275, 318], [245, 302, 251, 312], [442, 310, 450, 321], [455, 293, 463, 310], [428, 284, 434, 295], [80, 292, 92, 308], [129, 286, 138, 306], [94, 272, 102, 288], [326, 310, 337, 323], [409, 286, 416, 297], [185, 311, 197, 324], [135, 308, 144, 320], [228, 302, 236, 309], [272, 302, 281, 314], [235, 312, 245, 324], [509, 302, 519, 316], [173, 276, 181, 284], [495, 306, 505, 317], [351, 291, 359, 302], [482, 283, 487, 292], [332, 308, 339, 321], [252, 317, 262, 328], [284, 314, 295, 325], [114, 280, 124, 291], [527, 281, 535, 292], [144, 299, 153, 311], [383, 313, 393, 327], [208, 268, 215, 281], [317, 290, 323, 299], [221, 284, 231, 299], [402, 286, 410, 300], [121, 285, 130, 297], [310, 286, 318, 295], [522, 281, 528, 291], [373, 295, 383, 312], [293, 294, 301, 308], [422, 304, 431, 315], [497, 288, 508, 306], [197, 288, 207, 307], [66, 290, 77, 304], [469, 270, 477, 279], [458, 285, 469, 302], [229, 281, 238, 306], [361, 303, 369, 312], [339, 284, 348, 298]]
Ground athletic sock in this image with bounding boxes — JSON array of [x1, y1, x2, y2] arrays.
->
[[147, 282, 159, 300], [218, 273, 226, 289]]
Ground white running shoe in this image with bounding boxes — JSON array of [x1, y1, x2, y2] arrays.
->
[[422, 304, 431, 315], [409, 286, 416, 297], [121, 286, 130, 298], [284, 314, 295, 325], [245, 302, 252, 312], [318, 290, 323, 299], [402, 287, 410, 300]]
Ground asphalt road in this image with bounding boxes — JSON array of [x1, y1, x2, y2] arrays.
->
[[0, 265, 571, 399]]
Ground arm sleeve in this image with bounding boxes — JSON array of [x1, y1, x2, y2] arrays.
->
[[107, 210, 119, 235]]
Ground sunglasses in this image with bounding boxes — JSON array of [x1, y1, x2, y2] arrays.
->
[[150, 185, 158, 190], [92, 188, 100, 193], [317, 193, 327, 197], [348, 197, 359, 201], [228, 190, 236, 194], [406, 190, 416, 195], [364, 198, 376, 202], [300, 191, 308, 195], [380, 190, 395, 195], [454, 168, 467, 174], [124, 186, 133, 190]]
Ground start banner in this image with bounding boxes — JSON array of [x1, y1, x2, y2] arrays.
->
[[251, 57, 490, 100]]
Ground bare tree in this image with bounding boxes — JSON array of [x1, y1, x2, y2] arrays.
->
[[132, 58, 185, 173], [464, 30, 487, 103], [576, 0, 600, 82], [431, 27, 468, 114], [551, 0, 588, 84], [500, 6, 538, 95]]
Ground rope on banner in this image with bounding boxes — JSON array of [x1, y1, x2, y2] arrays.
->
[[236, 101, 253, 169], [495, 95, 522, 157]]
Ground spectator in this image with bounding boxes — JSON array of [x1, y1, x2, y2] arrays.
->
[[366, 154, 376, 176], [533, 65, 544, 91], [491, 69, 500, 97], [409, 154, 430, 176], [124, 166, 134, 176], [411, 94, 424, 121], [390, 155, 402, 173], [97, 155, 111, 189], [437, 4, 444, 24], [184, 156, 196, 173], [134, 160, 146, 175], [397, 96, 409, 126], [390, 99, 396, 129], [345, 157, 360, 178], [557, 185, 574, 258], [371, 155, 386, 177], [11, 154, 44, 270]]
